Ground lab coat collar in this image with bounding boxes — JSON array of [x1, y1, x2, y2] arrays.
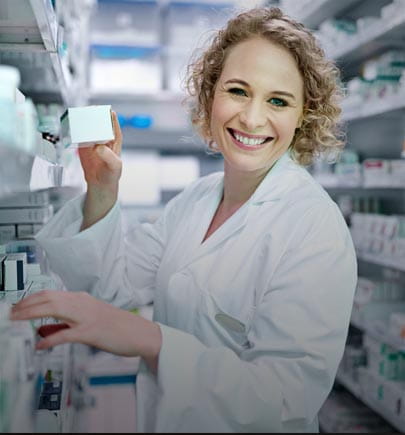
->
[[249, 150, 301, 204], [184, 151, 301, 264]]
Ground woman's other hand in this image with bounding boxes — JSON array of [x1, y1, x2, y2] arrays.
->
[[10, 290, 162, 373]]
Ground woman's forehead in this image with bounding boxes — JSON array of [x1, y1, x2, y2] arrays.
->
[[220, 38, 304, 99]]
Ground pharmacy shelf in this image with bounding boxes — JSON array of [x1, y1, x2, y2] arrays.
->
[[89, 90, 185, 104], [342, 92, 405, 121], [290, 0, 363, 29], [120, 128, 206, 151], [356, 251, 405, 273], [0, 142, 61, 200], [0, 0, 57, 50], [350, 315, 405, 353], [59, 343, 74, 433], [0, 144, 34, 199], [0, 0, 86, 106], [335, 370, 404, 432], [329, 12, 405, 66]]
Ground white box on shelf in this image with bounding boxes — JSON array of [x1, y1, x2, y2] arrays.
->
[[0, 190, 49, 208], [391, 160, 405, 187], [3, 253, 27, 291], [363, 159, 391, 187], [0, 205, 54, 225], [389, 313, 405, 341], [60, 105, 114, 148]]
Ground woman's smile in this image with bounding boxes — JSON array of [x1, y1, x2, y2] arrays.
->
[[227, 127, 274, 151]]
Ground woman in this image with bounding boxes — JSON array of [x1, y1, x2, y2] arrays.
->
[[12, 7, 357, 432]]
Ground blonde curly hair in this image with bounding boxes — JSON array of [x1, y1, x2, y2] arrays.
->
[[185, 7, 345, 166]]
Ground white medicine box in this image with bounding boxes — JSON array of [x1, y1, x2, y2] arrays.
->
[[61, 105, 114, 148]]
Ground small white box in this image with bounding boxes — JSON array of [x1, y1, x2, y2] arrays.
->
[[3, 253, 27, 290], [60, 105, 114, 148]]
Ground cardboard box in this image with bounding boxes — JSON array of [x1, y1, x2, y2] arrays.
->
[[60, 105, 114, 148]]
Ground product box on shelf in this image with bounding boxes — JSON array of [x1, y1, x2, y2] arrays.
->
[[0, 205, 54, 225]]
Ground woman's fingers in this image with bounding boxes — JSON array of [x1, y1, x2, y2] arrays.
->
[[36, 325, 81, 350], [11, 290, 81, 324], [11, 302, 73, 323], [95, 144, 122, 173], [110, 110, 122, 155]]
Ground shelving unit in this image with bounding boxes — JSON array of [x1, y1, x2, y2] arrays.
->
[[335, 369, 405, 433], [357, 251, 405, 274], [0, 0, 95, 202], [0, 2, 96, 433], [87, 0, 237, 151], [350, 314, 405, 353], [342, 92, 405, 121], [0, 0, 91, 106], [283, 0, 405, 432], [329, 12, 405, 67], [287, 0, 363, 29]]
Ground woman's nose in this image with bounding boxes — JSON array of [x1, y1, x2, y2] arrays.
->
[[239, 101, 267, 131]]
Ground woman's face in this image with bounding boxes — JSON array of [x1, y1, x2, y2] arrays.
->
[[210, 37, 304, 176]]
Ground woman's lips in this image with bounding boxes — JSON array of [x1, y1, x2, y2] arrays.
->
[[227, 128, 274, 151]]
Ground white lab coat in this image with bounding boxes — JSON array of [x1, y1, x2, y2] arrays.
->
[[36, 151, 357, 433]]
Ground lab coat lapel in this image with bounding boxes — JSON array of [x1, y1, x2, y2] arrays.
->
[[182, 151, 299, 268], [180, 174, 250, 267], [194, 196, 252, 260]]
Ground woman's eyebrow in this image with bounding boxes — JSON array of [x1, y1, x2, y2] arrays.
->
[[272, 90, 296, 101], [225, 78, 250, 87], [224, 79, 296, 101]]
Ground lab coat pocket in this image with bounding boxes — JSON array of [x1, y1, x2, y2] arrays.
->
[[197, 286, 254, 350], [214, 311, 251, 349]]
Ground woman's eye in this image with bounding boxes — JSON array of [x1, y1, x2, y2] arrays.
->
[[269, 97, 287, 107], [228, 87, 247, 97]]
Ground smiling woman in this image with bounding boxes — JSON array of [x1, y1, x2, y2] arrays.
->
[[186, 7, 344, 167], [210, 37, 304, 178], [11, 6, 357, 434]]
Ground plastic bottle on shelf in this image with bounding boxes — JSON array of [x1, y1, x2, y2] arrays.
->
[[0, 65, 20, 148]]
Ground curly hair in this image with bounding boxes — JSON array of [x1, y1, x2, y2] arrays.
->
[[184, 7, 345, 166]]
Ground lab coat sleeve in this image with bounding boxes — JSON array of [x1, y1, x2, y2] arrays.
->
[[35, 192, 181, 309], [153, 202, 357, 433]]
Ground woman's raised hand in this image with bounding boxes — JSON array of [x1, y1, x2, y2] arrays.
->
[[79, 110, 124, 230], [78, 110, 123, 193]]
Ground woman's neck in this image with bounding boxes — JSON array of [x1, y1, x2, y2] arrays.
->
[[221, 164, 269, 212]]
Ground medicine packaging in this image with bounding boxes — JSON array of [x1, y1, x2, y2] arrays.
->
[[60, 105, 114, 148]]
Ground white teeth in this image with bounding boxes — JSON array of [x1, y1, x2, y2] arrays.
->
[[234, 133, 266, 146]]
